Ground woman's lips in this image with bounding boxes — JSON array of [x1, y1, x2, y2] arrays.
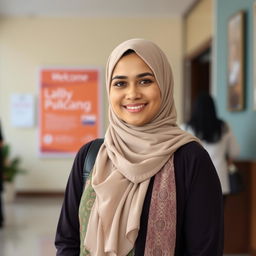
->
[[124, 104, 146, 113]]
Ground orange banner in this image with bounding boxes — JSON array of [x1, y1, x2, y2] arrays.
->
[[39, 68, 102, 157]]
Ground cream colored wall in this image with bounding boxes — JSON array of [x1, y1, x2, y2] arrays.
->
[[185, 0, 213, 55], [0, 17, 184, 192]]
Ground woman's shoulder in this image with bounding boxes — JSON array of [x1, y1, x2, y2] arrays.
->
[[70, 139, 102, 181], [174, 141, 213, 171], [76, 140, 93, 157], [174, 141, 219, 192], [175, 141, 207, 157], [74, 139, 102, 165]]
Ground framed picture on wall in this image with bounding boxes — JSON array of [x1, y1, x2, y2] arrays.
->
[[227, 11, 245, 111], [254, 2, 256, 110]]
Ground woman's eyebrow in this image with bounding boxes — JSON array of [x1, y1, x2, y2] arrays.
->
[[111, 75, 127, 81], [137, 72, 154, 78], [111, 72, 154, 81]]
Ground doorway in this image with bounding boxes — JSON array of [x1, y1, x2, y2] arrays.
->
[[183, 39, 212, 122]]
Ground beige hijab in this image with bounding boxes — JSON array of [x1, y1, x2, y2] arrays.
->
[[84, 39, 197, 255]]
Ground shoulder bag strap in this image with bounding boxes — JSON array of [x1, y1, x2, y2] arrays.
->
[[82, 138, 104, 184]]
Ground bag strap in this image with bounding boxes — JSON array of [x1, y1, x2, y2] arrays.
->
[[82, 138, 104, 184]]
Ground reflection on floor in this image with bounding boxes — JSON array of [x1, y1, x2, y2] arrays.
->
[[0, 196, 251, 256], [0, 197, 62, 256]]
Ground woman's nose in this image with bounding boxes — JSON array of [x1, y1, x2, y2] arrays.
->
[[126, 84, 141, 100]]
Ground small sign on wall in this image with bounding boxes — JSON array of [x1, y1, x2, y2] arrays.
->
[[10, 94, 35, 127]]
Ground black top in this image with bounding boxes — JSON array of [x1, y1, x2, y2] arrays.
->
[[55, 141, 223, 255], [0, 122, 4, 191], [0, 121, 3, 142]]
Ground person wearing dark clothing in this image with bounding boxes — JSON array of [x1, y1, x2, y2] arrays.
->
[[0, 121, 4, 228], [55, 141, 223, 255], [55, 39, 223, 255], [181, 92, 240, 196]]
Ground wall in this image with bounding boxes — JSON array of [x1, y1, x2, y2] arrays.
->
[[184, 0, 213, 55], [0, 17, 184, 192], [214, 0, 256, 160]]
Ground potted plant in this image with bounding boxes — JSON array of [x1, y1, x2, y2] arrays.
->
[[2, 144, 27, 202]]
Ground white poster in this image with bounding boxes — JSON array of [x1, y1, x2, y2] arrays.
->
[[11, 94, 35, 127]]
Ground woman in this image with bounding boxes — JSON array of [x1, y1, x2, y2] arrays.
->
[[182, 92, 240, 196], [0, 121, 4, 228], [55, 39, 223, 255]]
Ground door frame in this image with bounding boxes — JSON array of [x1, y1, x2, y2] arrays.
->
[[183, 38, 212, 122]]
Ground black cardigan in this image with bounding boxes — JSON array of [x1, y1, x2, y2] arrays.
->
[[55, 141, 223, 255]]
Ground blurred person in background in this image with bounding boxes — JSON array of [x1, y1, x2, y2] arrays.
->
[[0, 121, 4, 228], [181, 92, 240, 201]]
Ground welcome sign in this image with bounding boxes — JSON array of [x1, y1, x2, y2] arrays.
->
[[38, 68, 102, 157]]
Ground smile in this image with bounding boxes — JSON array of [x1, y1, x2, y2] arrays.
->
[[124, 104, 146, 112]]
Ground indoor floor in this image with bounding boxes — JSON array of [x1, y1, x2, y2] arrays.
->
[[0, 196, 250, 256], [0, 197, 61, 256]]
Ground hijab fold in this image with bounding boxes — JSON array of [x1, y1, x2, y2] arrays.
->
[[84, 39, 197, 255]]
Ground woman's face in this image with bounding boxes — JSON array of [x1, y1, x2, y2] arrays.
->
[[110, 53, 161, 126]]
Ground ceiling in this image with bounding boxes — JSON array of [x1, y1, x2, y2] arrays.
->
[[0, 0, 198, 18]]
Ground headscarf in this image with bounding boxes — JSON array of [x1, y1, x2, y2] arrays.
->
[[84, 38, 198, 255]]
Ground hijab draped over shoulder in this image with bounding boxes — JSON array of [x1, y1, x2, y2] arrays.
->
[[84, 38, 197, 255]]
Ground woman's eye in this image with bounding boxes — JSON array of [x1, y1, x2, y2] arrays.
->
[[139, 79, 153, 85], [112, 81, 126, 87]]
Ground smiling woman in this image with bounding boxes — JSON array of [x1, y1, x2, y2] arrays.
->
[[55, 39, 224, 256], [110, 51, 161, 126]]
